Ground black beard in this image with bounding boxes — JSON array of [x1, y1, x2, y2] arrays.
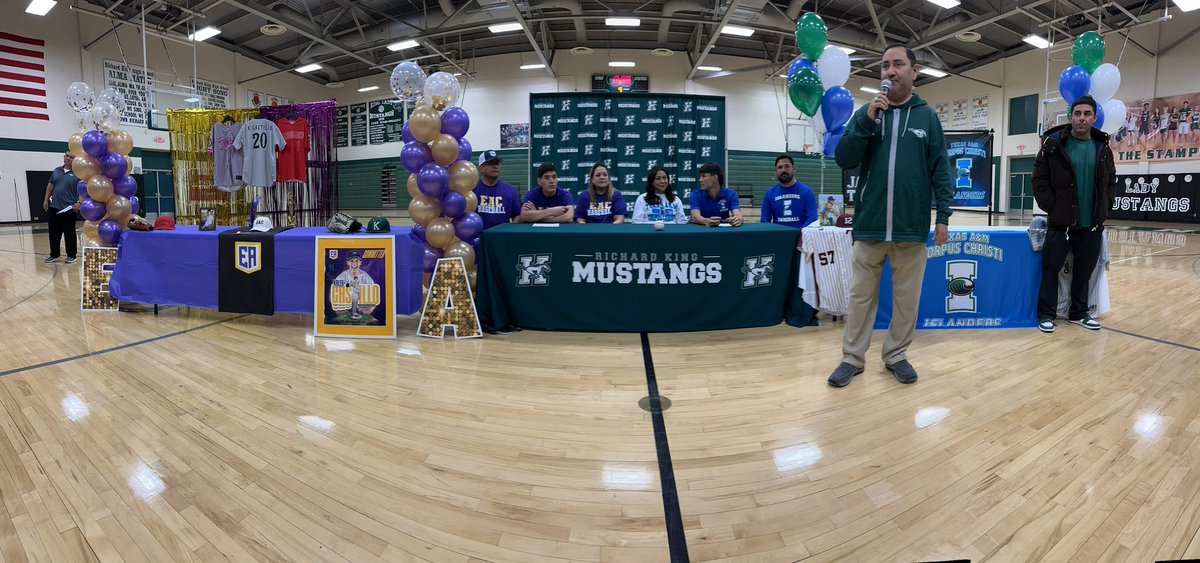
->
[[777, 173, 793, 184]]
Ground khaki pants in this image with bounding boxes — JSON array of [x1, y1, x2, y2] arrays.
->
[[841, 241, 928, 368]]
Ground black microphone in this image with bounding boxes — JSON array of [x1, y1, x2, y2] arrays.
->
[[875, 79, 893, 126]]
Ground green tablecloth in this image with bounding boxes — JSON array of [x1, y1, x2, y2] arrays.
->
[[477, 223, 815, 332]]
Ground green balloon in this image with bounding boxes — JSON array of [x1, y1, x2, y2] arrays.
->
[[1072, 31, 1106, 74], [789, 69, 823, 117], [795, 12, 828, 62]]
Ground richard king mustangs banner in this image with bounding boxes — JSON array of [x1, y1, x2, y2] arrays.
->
[[1109, 173, 1199, 223], [529, 93, 726, 206]]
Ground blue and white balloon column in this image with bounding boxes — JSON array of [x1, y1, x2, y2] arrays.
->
[[787, 13, 855, 157], [1058, 31, 1126, 135]]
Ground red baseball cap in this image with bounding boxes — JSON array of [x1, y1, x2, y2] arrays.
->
[[835, 214, 854, 228], [154, 215, 176, 230]]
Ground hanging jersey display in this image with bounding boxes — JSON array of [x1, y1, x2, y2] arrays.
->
[[233, 118, 286, 187], [210, 122, 243, 192], [275, 117, 310, 183]]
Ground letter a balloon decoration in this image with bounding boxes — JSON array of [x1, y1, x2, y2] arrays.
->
[[65, 82, 138, 248], [1060, 31, 1126, 136], [392, 60, 484, 336], [788, 12, 855, 157]]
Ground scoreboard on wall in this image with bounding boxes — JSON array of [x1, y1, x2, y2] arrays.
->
[[591, 74, 650, 94], [529, 93, 727, 205]]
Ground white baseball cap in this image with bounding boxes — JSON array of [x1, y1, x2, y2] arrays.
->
[[250, 216, 274, 232]]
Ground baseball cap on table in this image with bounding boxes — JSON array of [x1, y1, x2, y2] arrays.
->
[[250, 216, 274, 232], [153, 215, 176, 230], [327, 212, 363, 234], [478, 150, 502, 166], [366, 216, 391, 233], [835, 214, 854, 228]]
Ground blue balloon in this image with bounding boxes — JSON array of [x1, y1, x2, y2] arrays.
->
[[1058, 65, 1090, 106], [787, 57, 815, 80], [1094, 102, 1105, 132], [823, 130, 845, 158], [820, 86, 855, 132]]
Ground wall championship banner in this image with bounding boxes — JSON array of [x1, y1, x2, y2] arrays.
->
[[945, 130, 993, 209], [1110, 174, 1198, 223], [529, 93, 726, 206], [1106, 92, 1200, 162], [314, 236, 396, 339]]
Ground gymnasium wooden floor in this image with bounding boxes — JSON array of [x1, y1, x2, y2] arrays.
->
[[0, 214, 1198, 562]]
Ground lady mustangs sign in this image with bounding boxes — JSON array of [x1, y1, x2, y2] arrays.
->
[[1110, 174, 1198, 223]]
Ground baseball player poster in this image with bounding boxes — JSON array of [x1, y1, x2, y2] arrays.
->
[[314, 235, 396, 339]]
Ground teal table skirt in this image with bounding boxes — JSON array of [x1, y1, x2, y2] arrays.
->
[[477, 223, 815, 332]]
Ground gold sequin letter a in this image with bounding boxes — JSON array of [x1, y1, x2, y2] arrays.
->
[[417, 257, 482, 339], [81, 246, 120, 311]]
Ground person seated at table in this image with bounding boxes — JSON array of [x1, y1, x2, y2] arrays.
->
[[689, 162, 743, 227], [632, 166, 688, 224], [761, 154, 818, 228], [575, 162, 627, 224], [519, 162, 574, 223]]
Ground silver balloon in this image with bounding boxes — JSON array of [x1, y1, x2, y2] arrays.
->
[[390, 61, 427, 104], [93, 101, 119, 131], [97, 88, 127, 116], [66, 82, 95, 112], [422, 71, 462, 111]]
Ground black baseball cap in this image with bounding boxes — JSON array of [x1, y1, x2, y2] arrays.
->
[[347, 250, 363, 260], [478, 150, 502, 165]]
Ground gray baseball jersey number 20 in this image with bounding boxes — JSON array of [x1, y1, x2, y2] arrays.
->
[[233, 118, 287, 188]]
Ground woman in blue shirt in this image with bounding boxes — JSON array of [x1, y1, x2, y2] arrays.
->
[[575, 162, 627, 223], [632, 166, 687, 224]]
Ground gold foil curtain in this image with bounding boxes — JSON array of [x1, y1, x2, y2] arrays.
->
[[167, 108, 261, 226]]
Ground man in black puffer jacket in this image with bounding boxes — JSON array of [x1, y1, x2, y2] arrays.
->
[[1031, 95, 1116, 333]]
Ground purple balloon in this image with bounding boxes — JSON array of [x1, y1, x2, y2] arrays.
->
[[400, 141, 433, 174], [416, 162, 449, 199], [82, 130, 108, 158], [100, 153, 127, 180], [422, 244, 444, 273], [97, 219, 122, 244], [411, 223, 427, 243], [440, 107, 470, 139], [129, 195, 139, 217], [453, 212, 483, 242], [79, 198, 106, 221], [457, 137, 472, 163], [441, 190, 467, 218], [76, 179, 88, 199], [113, 175, 137, 198], [402, 122, 415, 144], [469, 236, 481, 257]]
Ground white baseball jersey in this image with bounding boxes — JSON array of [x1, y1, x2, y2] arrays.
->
[[233, 118, 286, 188], [1056, 234, 1110, 318], [800, 226, 854, 316], [332, 269, 376, 312]]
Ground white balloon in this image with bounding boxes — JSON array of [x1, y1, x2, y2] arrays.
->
[[74, 109, 94, 131], [93, 101, 119, 131], [1088, 63, 1120, 104], [811, 109, 827, 136], [66, 82, 95, 112], [1101, 98, 1126, 135], [816, 45, 851, 90], [97, 88, 127, 116], [422, 71, 462, 110]]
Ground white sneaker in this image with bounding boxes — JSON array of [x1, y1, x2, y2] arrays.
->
[[1069, 316, 1101, 331], [1038, 319, 1055, 333]]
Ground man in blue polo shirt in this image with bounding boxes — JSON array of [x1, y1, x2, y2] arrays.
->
[[519, 162, 574, 223], [473, 150, 521, 229], [689, 162, 743, 227]]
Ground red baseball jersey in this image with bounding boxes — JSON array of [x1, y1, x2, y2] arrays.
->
[[275, 117, 310, 183]]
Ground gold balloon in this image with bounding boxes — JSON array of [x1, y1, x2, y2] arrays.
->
[[126, 157, 135, 175], [408, 105, 441, 143], [83, 221, 99, 241], [86, 176, 114, 202], [448, 161, 479, 194], [425, 218, 457, 249], [444, 240, 475, 266], [422, 272, 432, 288], [68, 133, 86, 157], [407, 174, 420, 198], [464, 191, 478, 213], [107, 129, 133, 156], [408, 195, 441, 226], [72, 155, 100, 181], [430, 134, 460, 167], [106, 195, 131, 222], [468, 270, 477, 290]]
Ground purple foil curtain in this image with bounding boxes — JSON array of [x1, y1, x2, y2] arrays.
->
[[259, 100, 338, 227]]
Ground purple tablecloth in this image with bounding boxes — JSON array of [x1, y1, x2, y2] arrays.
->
[[110, 226, 423, 315]]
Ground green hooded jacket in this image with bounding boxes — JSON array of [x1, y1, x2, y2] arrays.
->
[[835, 93, 954, 242]]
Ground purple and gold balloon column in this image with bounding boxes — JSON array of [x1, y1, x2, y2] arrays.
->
[[66, 82, 136, 247], [392, 63, 481, 295]]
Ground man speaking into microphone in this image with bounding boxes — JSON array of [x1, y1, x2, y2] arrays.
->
[[825, 44, 955, 388]]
